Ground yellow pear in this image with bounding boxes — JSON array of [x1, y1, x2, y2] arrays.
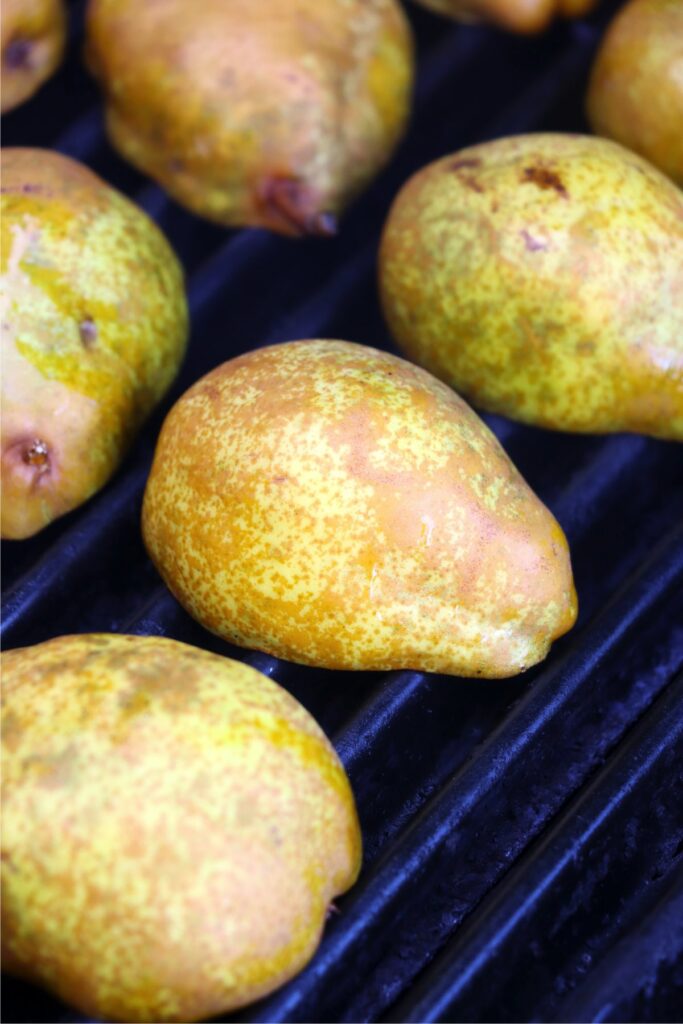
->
[[142, 339, 576, 678], [379, 134, 683, 439], [587, 0, 683, 187], [1, 148, 188, 539], [85, 0, 414, 235], [1, 633, 361, 1022]]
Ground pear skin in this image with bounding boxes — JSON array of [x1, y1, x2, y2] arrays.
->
[[1, 148, 188, 539], [587, 0, 683, 187], [1, 0, 65, 114], [1, 633, 361, 1022], [379, 134, 683, 440], [85, 0, 414, 235], [142, 340, 576, 678]]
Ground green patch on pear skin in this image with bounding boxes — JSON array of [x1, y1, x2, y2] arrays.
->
[[1, 148, 188, 539], [3, 190, 184, 414]]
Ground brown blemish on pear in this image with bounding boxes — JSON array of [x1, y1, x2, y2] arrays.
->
[[22, 439, 50, 470], [3, 438, 53, 496], [379, 133, 683, 439], [1, 148, 188, 540], [522, 165, 568, 197]]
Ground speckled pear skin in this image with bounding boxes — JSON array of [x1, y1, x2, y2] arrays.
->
[[1, 633, 361, 1023], [379, 134, 683, 440], [142, 340, 576, 678], [1, 0, 66, 114], [587, 0, 683, 187], [411, 0, 596, 33], [1, 148, 188, 540], [85, 0, 413, 236]]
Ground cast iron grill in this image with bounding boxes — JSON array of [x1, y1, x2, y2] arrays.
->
[[2, 1, 682, 1021]]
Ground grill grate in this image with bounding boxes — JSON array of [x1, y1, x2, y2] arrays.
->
[[3, 1, 683, 1021]]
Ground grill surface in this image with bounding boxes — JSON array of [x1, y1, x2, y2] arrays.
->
[[2, 1, 683, 1021]]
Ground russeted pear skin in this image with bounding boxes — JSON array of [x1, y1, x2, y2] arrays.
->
[[1, 0, 66, 114], [379, 133, 683, 440], [1, 148, 188, 539], [85, 0, 413, 236], [587, 0, 683, 187], [142, 340, 577, 678], [1, 634, 361, 1023], [411, 0, 597, 33]]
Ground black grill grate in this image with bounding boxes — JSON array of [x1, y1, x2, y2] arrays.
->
[[3, 1, 683, 1021]]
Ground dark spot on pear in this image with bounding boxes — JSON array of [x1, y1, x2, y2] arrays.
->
[[6, 438, 54, 490], [520, 229, 547, 252], [522, 166, 568, 198], [79, 318, 98, 347], [450, 159, 484, 193], [23, 439, 50, 472], [1, 851, 17, 872], [0, 183, 52, 196], [450, 158, 481, 171], [4, 38, 33, 71]]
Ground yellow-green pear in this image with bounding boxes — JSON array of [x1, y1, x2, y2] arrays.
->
[[1, 148, 188, 539], [142, 339, 577, 678], [379, 133, 683, 440], [1, 633, 361, 1022]]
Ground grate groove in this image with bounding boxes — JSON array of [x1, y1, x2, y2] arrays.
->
[[2, 0, 681, 1021]]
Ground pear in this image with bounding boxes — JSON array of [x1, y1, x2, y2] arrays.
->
[[85, 0, 414, 235], [1, 148, 188, 539], [587, 0, 683, 187], [1, 633, 361, 1022], [1, 0, 65, 114], [379, 133, 683, 440], [142, 340, 576, 678], [410, 0, 596, 33]]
